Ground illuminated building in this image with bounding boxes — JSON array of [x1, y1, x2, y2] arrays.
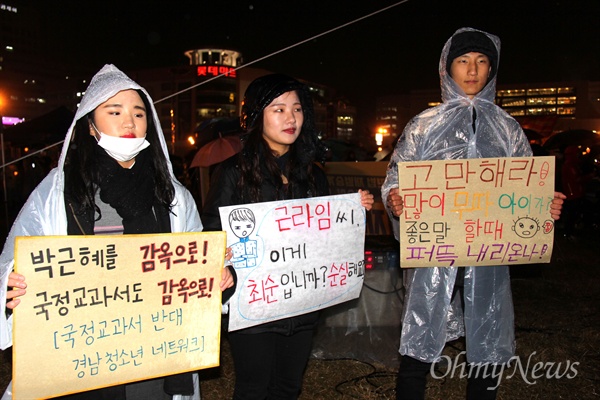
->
[[494, 83, 600, 135], [1, 5, 354, 159], [376, 81, 600, 144], [125, 50, 347, 157]]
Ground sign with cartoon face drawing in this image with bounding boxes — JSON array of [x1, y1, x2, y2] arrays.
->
[[396, 156, 556, 268], [219, 193, 367, 331], [228, 208, 258, 269]]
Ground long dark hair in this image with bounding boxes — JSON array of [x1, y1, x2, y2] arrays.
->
[[64, 89, 175, 215], [236, 88, 327, 203]]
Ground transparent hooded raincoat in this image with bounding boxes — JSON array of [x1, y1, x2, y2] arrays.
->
[[0, 65, 203, 399], [381, 28, 532, 364]]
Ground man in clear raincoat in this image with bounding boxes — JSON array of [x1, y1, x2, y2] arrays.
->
[[381, 27, 565, 399]]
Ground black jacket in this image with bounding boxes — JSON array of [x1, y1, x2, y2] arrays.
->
[[201, 153, 329, 335]]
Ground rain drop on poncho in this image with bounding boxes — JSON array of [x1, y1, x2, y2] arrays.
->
[[381, 27, 532, 364]]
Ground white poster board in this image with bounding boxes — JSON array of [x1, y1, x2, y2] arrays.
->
[[13, 232, 225, 400], [397, 156, 556, 268], [219, 193, 366, 331]]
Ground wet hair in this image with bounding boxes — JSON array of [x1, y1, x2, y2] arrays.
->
[[235, 74, 327, 203], [64, 89, 175, 214]]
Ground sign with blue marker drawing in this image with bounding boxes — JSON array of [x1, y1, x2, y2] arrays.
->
[[219, 193, 366, 332]]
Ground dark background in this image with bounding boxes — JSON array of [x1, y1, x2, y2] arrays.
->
[[30, 0, 600, 119]]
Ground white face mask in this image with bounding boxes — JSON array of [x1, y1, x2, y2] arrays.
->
[[91, 123, 150, 163]]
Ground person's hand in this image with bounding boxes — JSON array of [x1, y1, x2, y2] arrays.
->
[[6, 272, 27, 309], [386, 188, 404, 217], [220, 265, 235, 291], [549, 191, 567, 221], [358, 189, 374, 211], [220, 247, 235, 291]]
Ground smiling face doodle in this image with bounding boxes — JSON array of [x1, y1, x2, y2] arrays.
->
[[512, 216, 541, 238]]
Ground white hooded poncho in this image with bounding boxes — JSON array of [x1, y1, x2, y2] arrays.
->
[[381, 28, 533, 364], [0, 64, 203, 399]]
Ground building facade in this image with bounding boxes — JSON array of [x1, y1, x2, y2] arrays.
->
[[125, 50, 357, 159], [375, 80, 600, 147]]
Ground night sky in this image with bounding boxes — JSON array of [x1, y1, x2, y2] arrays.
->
[[26, 0, 600, 118]]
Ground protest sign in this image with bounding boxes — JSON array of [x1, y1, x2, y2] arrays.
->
[[13, 232, 225, 400], [325, 161, 391, 236], [397, 156, 556, 268], [219, 193, 366, 332]]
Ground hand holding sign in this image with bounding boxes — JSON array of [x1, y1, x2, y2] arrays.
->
[[13, 232, 225, 400], [219, 193, 367, 331]]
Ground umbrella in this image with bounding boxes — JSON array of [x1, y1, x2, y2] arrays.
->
[[523, 128, 543, 143], [195, 117, 241, 148], [543, 129, 600, 150], [190, 133, 242, 168]]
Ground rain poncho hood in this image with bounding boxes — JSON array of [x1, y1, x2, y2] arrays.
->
[[381, 28, 532, 364], [0, 65, 202, 352]]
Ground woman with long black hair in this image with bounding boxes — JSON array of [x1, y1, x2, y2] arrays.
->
[[1, 64, 235, 399], [202, 73, 374, 399]]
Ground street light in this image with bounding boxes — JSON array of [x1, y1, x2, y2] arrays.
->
[[375, 127, 387, 146]]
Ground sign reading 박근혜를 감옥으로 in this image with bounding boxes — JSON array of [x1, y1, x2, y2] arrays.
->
[[13, 231, 226, 400]]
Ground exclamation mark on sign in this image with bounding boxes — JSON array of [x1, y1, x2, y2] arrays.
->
[[202, 240, 208, 264], [208, 277, 214, 298]]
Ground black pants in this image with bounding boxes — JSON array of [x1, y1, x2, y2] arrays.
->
[[228, 329, 315, 400], [396, 355, 431, 400], [396, 355, 500, 400], [396, 269, 499, 399]]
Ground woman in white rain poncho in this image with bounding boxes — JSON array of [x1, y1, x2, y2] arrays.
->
[[381, 28, 565, 399], [0, 65, 235, 400]]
